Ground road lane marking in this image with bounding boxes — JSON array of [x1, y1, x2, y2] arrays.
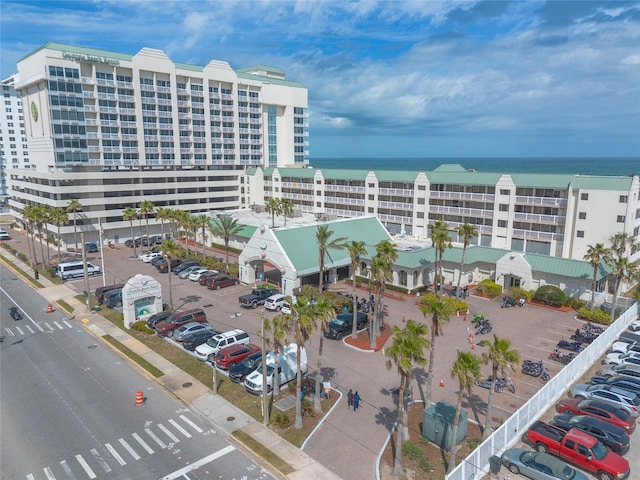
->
[[169, 418, 191, 438], [90, 448, 112, 473], [105, 443, 126, 466], [0, 287, 44, 332], [132, 432, 154, 454], [158, 423, 180, 443], [118, 438, 141, 460], [26, 474, 36, 480], [60, 460, 78, 480], [75, 455, 96, 479], [179, 415, 203, 433], [54, 321, 64, 330], [145, 427, 167, 448], [16, 326, 24, 335], [160, 446, 235, 480], [63, 320, 73, 328], [43, 467, 57, 480], [25, 325, 34, 333]]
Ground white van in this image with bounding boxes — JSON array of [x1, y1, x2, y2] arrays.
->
[[244, 343, 307, 395], [0, 229, 10, 241], [195, 329, 250, 362], [56, 261, 101, 280]]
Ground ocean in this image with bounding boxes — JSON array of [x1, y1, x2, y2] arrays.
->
[[308, 157, 639, 176]]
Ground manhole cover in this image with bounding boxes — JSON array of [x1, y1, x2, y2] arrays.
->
[[226, 416, 235, 422], [203, 304, 214, 308], [88, 344, 98, 349], [182, 382, 192, 388]]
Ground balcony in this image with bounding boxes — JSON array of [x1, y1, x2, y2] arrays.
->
[[377, 213, 413, 224], [221, 104, 234, 112], [193, 125, 205, 131], [161, 148, 174, 154], [512, 228, 564, 242], [222, 127, 234, 133], [210, 92, 220, 99], [429, 205, 494, 219], [194, 148, 207, 154], [102, 133, 119, 140], [88, 146, 101, 152], [249, 107, 261, 114], [97, 93, 117, 100], [177, 88, 188, 95], [118, 108, 136, 115], [145, 147, 159, 153], [84, 105, 96, 112], [81, 77, 93, 84], [221, 93, 233, 101], [117, 81, 134, 88], [192, 101, 204, 108], [180, 148, 192, 154], [157, 98, 172, 105], [157, 86, 171, 93], [178, 113, 191, 119], [100, 120, 119, 127], [157, 111, 173, 118], [515, 195, 567, 207], [143, 122, 158, 128], [326, 196, 365, 206], [120, 121, 137, 127], [324, 184, 365, 194], [514, 212, 566, 225], [429, 190, 496, 203], [223, 149, 236, 155], [121, 134, 138, 140], [159, 136, 174, 141], [87, 132, 100, 139], [140, 84, 155, 92], [123, 147, 138, 153], [100, 107, 118, 114], [83, 91, 95, 98], [118, 94, 135, 102], [177, 101, 189, 107], [96, 78, 115, 86], [377, 200, 413, 210]]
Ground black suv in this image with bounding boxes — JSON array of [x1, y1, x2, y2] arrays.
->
[[157, 258, 184, 273], [324, 312, 369, 339]]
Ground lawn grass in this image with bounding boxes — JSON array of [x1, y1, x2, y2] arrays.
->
[[102, 335, 164, 378], [232, 430, 294, 475], [56, 299, 74, 314]]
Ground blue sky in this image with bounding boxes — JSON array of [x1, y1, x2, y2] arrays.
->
[[2, 0, 639, 158]]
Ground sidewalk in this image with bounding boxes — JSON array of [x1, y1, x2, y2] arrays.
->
[[0, 249, 342, 480]]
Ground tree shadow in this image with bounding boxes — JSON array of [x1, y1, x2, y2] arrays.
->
[[319, 366, 337, 382], [175, 295, 202, 309], [413, 367, 428, 402], [462, 392, 486, 427]]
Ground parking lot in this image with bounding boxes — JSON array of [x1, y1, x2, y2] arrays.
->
[[6, 233, 637, 480]]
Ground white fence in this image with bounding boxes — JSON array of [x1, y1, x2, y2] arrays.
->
[[446, 302, 639, 480]]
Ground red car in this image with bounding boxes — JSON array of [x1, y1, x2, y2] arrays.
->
[[556, 398, 635, 433], [213, 343, 261, 370], [207, 274, 240, 290]]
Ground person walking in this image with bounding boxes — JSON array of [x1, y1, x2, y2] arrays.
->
[[353, 391, 361, 411], [347, 389, 354, 408]]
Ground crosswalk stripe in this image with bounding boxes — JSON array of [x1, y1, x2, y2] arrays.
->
[[25, 325, 35, 333], [44, 322, 54, 331], [132, 432, 154, 454], [145, 427, 167, 449], [90, 449, 111, 473], [118, 438, 141, 460], [43, 466, 57, 480], [16, 326, 24, 335], [75, 455, 96, 479], [159, 446, 236, 480], [63, 320, 73, 328], [5, 328, 14, 336], [60, 460, 78, 480], [157, 423, 180, 443], [169, 418, 191, 438], [179, 415, 203, 433], [54, 321, 64, 330], [105, 443, 126, 466], [26, 474, 36, 480], [35, 322, 44, 332]]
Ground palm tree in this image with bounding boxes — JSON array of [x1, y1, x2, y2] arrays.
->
[[138, 200, 155, 239], [419, 293, 456, 406], [33, 205, 48, 269], [370, 240, 398, 349], [287, 296, 317, 429], [312, 298, 338, 413], [448, 350, 481, 473], [609, 257, 639, 322], [430, 220, 451, 297], [188, 215, 200, 254], [161, 240, 181, 310], [123, 206, 139, 257], [23, 204, 39, 268], [173, 210, 190, 253], [261, 312, 289, 396], [481, 335, 520, 440], [583, 243, 612, 309], [67, 198, 82, 257], [610, 232, 636, 258], [280, 198, 294, 227], [346, 240, 367, 339], [41, 205, 53, 267], [196, 214, 210, 257], [265, 198, 281, 228], [385, 320, 430, 477], [456, 223, 478, 291], [50, 207, 68, 265], [315, 224, 347, 292], [209, 215, 243, 270], [155, 207, 172, 240]]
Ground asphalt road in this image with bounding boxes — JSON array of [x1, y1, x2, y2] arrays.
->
[[0, 264, 276, 480]]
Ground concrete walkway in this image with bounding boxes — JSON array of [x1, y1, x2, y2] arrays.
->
[[0, 250, 342, 480]]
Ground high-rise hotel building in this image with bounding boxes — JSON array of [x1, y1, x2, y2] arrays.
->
[[1, 74, 29, 201], [9, 43, 308, 243]]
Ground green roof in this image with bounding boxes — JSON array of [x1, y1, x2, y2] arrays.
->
[[274, 217, 391, 275], [523, 252, 611, 280], [235, 224, 257, 239], [427, 171, 504, 185], [509, 174, 573, 189], [20, 42, 133, 63], [237, 72, 305, 88], [570, 176, 634, 191], [236, 65, 285, 76], [375, 171, 420, 182]]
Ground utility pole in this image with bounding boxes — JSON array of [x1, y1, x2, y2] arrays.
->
[[81, 233, 91, 312], [98, 217, 106, 287], [261, 312, 269, 426]]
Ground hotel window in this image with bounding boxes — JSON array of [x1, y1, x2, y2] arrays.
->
[[581, 193, 589, 200], [620, 195, 628, 203], [368, 207, 374, 213], [499, 204, 509, 212], [417, 212, 424, 219], [577, 231, 584, 238], [140, 77, 154, 85], [617, 215, 626, 223], [500, 189, 510, 195], [498, 220, 507, 228], [578, 212, 586, 219]]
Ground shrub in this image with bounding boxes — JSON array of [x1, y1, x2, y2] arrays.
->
[[533, 285, 566, 307], [131, 321, 154, 334], [577, 307, 611, 325], [477, 279, 502, 298], [402, 441, 423, 461], [301, 398, 315, 418], [271, 412, 292, 428], [564, 297, 587, 310], [505, 287, 534, 302]]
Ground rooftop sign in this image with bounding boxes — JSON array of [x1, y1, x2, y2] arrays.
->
[[62, 51, 120, 66]]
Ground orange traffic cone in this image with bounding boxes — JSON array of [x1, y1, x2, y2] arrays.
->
[[471, 342, 475, 350], [439, 378, 445, 387], [47, 303, 53, 313], [135, 391, 145, 406]]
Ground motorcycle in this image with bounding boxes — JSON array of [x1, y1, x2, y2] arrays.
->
[[475, 319, 493, 335], [9, 306, 23, 321], [570, 328, 598, 344], [583, 322, 605, 334], [548, 349, 575, 365], [501, 297, 516, 308], [471, 314, 486, 324], [556, 337, 584, 352], [475, 376, 516, 394], [522, 360, 550, 381]]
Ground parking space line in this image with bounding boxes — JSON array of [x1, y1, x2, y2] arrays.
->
[[179, 414, 203, 433], [59, 460, 78, 480], [132, 432, 154, 455], [75, 455, 96, 479], [158, 423, 180, 443], [26, 474, 36, 480], [43, 466, 56, 480], [90, 448, 111, 473], [169, 418, 191, 438], [118, 438, 141, 460], [105, 443, 126, 466]]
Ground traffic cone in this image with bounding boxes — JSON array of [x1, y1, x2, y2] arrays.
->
[[439, 378, 445, 387], [135, 391, 145, 406], [471, 342, 475, 350], [47, 303, 53, 313]]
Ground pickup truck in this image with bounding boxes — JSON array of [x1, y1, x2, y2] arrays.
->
[[239, 288, 276, 309], [525, 420, 629, 480]]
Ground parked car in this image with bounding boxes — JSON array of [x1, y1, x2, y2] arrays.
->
[[213, 343, 261, 370], [172, 261, 199, 275], [604, 351, 640, 366], [264, 294, 286, 311], [124, 237, 142, 247], [207, 274, 240, 290], [229, 351, 264, 383], [104, 289, 123, 308], [139, 251, 162, 263], [500, 448, 589, 480], [609, 341, 640, 355], [178, 265, 203, 279], [570, 384, 640, 417], [324, 312, 369, 340], [154, 309, 207, 337], [95, 283, 125, 303], [84, 242, 98, 253], [174, 322, 215, 342], [555, 398, 636, 433], [146, 311, 173, 329], [188, 268, 211, 281], [150, 256, 166, 267], [628, 319, 640, 332], [182, 330, 218, 351], [149, 234, 163, 245], [550, 414, 630, 455], [238, 287, 274, 308], [198, 271, 221, 286], [195, 329, 250, 362], [281, 301, 292, 315], [597, 363, 640, 379], [157, 258, 184, 273]]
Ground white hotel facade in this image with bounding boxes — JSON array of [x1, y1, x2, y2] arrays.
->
[[8, 43, 309, 243]]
